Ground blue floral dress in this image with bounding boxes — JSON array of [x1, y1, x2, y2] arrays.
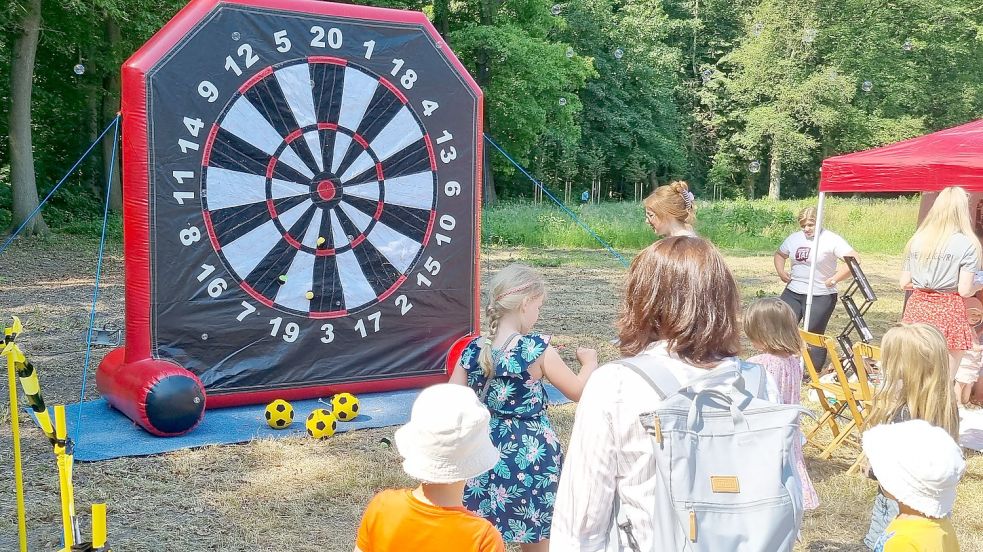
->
[[460, 333, 562, 543]]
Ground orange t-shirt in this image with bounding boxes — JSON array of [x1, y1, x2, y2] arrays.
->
[[356, 489, 505, 552]]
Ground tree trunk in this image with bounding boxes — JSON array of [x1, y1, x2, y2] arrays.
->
[[8, 0, 48, 236], [102, 16, 123, 212], [475, 0, 501, 206], [482, 144, 497, 206], [768, 146, 781, 200], [85, 85, 101, 196], [433, 0, 450, 36]]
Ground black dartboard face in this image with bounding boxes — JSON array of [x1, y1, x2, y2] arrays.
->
[[142, 2, 479, 395]]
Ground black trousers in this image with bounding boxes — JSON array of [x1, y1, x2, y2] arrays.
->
[[780, 288, 838, 370]]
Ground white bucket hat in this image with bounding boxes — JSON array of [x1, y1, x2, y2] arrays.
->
[[862, 419, 966, 518], [394, 384, 500, 484]]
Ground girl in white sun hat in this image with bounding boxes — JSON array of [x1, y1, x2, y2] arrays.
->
[[354, 384, 505, 552], [863, 419, 965, 552]]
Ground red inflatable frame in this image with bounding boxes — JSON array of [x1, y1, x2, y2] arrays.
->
[[100, 0, 483, 434]]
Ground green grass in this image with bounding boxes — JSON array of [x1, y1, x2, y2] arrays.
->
[[481, 197, 920, 255]]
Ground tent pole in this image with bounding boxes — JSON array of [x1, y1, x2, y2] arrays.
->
[[804, 192, 827, 331]]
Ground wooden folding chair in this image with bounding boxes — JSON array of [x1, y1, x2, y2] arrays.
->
[[846, 342, 881, 474], [800, 329, 867, 459]]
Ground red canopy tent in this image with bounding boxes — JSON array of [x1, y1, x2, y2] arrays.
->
[[819, 119, 983, 193], [803, 119, 983, 323]]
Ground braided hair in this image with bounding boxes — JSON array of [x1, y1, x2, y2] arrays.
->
[[478, 264, 546, 379]]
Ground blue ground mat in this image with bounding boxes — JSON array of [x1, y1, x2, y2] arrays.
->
[[37, 385, 570, 462]]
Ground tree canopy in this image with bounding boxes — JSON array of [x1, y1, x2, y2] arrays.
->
[[1, 0, 980, 231]]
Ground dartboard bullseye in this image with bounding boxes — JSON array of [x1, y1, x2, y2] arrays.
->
[[104, 0, 481, 412], [201, 58, 438, 318]]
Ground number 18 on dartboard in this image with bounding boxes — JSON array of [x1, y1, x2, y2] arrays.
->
[[111, 0, 481, 406]]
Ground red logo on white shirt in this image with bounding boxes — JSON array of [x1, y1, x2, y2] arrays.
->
[[794, 247, 810, 262]]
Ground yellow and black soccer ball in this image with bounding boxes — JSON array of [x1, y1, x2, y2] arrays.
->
[[331, 392, 360, 422], [305, 408, 337, 440], [264, 399, 294, 429]]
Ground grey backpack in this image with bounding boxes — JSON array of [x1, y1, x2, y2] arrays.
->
[[615, 358, 806, 552]]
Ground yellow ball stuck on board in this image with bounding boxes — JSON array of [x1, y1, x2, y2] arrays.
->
[[305, 291, 314, 300], [331, 392, 361, 422], [264, 399, 294, 429], [305, 408, 337, 439]]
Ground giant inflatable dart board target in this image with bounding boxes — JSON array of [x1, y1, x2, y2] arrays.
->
[[97, 0, 481, 435]]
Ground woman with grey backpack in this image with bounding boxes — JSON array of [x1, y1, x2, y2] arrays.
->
[[550, 236, 806, 551]]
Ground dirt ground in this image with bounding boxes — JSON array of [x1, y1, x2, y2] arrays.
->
[[1, 238, 982, 551]]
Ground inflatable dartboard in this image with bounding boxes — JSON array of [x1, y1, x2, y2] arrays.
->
[[98, 0, 481, 434]]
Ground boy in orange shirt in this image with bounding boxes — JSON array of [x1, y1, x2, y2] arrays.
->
[[864, 420, 965, 552], [354, 384, 505, 552]]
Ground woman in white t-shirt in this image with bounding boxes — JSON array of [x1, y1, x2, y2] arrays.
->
[[550, 237, 779, 551], [774, 206, 859, 369], [900, 186, 983, 405]]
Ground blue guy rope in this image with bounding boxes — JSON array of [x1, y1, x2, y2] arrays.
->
[[0, 115, 122, 256], [75, 116, 121, 443], [483, 134, 630, 268]]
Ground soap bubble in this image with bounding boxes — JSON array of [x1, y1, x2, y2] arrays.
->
[[614, 48, 624, 60], [73, 64, 85, 76], [566, 47, 575, 58], [748, 160, 761, 173], [550, 4, 561, 15], [559, 97, 567, 106], [802, 28, 817, 44], [861, 80, 873, 92], [231, 31, 241, 41]]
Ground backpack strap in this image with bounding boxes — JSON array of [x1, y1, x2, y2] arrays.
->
[[739, 360, 768, 399], [614, 357, 683, 400]]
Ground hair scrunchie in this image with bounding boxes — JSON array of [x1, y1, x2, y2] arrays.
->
[[680, 190, 695, 210]]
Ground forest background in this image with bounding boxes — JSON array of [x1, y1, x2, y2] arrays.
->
[[0, 0, 981, 236]]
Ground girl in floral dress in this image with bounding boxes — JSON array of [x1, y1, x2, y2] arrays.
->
[[449, 264, 597, 551], [744, 298, 820, 511]]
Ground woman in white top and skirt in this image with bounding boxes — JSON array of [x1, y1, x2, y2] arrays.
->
[[550, 237, 779, 551], [774, 206, 859, 369]]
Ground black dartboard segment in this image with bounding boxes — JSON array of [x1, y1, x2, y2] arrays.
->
[[137, 1, 480, 399]]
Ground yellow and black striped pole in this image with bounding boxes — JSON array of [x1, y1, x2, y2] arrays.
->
[[5, 316, 110, 551], [4, 316, 29, 552]]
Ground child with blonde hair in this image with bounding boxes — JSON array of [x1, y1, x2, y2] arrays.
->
[[449, 263, 597, 551], [861, 323, 961, 550], [744, 297, 819, 511]]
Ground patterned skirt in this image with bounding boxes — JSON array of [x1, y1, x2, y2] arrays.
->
[[903, 290, 975, 351]]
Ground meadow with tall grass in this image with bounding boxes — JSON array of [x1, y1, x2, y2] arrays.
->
[[482, 197, 921, 255]]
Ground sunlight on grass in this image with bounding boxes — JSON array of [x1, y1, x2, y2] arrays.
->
[[483, 197, 919, 255]]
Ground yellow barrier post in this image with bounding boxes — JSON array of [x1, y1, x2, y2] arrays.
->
[[92, 503, 108, 549], [4, 319, 29, 552], [54, 404, 80, 548]]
